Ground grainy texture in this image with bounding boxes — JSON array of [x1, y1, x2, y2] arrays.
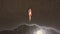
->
[[0, 0, 60, 31]]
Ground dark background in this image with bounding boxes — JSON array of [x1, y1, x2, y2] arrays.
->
[[0, 0, 60, 31]]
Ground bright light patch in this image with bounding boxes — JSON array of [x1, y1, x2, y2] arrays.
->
[[36, 30, 43, 34], [34, 29, 46, 34]]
